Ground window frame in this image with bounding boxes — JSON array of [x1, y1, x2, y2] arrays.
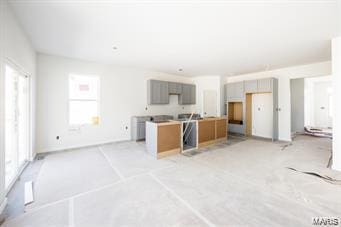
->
[[68, 74, 100, 127]]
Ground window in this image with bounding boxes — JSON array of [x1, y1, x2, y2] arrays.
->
[[69, 74, 100, 126]]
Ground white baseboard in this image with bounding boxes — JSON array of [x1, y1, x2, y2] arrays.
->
[[0, 197, 8, 215], [38, 138, 132, 154]]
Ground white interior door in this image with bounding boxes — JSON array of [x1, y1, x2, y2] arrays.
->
[[314, 81, 332, 128], [252, 93, 273, 138], [203, 90, 217, 117], [5, 65, 30, 190]]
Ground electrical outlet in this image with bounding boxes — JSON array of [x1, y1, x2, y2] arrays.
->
[[125, 126, 128, 130], [56, 136, 60, 140]]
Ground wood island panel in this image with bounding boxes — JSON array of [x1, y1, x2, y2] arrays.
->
[[216, 119, 227, 139], [157, 124, 181, 153], [198, 120, 216, 144]]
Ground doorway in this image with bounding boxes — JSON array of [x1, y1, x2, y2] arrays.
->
[[203, 90, 217, 117], [301, 76, 332, 130], [5, 64, 30, 190]]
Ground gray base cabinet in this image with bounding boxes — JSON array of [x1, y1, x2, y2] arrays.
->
[[131, 115, 174, 141], [131, 116, 152, 141]]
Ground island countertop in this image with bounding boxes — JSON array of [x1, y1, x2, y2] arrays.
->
[[147, 120, 181, 126]]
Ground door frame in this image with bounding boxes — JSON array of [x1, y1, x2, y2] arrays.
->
[[3, 58, 32, 193]]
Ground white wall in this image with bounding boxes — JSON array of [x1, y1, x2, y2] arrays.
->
[[193, 76, 224, 117], [36, 54, 195, 153], [332, 37, 341, 171], [0, 0, 36, 212], [227, 61, 331, 141]]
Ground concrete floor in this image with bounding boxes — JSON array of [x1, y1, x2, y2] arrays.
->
[[2, 135, 341, 227]]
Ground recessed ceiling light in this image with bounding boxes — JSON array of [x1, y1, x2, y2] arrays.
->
[[112, 46, 118, 50], [178, 68, 183, 72]]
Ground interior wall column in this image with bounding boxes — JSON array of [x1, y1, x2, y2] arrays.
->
[[332, 36, 341, 171]]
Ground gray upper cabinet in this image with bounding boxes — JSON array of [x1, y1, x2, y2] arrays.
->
[[179, 84, 196, 105], [148, 80, 195, 105], [258, 78, 272, 93], [147, 80, 169, 105], [168, 82, 182, 94], [244, 80, 258, 93], [234, 82, 244, 98], [190, 84, 196, 104], [227, 83, 234, 99], [227, 82, 244, 100], [224, 84, 228, 102]]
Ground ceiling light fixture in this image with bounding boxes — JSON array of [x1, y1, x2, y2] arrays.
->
[[178, 68, 183, 72], [112, 46, 118, 50]]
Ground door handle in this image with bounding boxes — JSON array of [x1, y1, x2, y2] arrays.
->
[[320, 107, 325, 110]]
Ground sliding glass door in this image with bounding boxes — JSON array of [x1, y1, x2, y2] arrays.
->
[[5, 64, 30, 190]]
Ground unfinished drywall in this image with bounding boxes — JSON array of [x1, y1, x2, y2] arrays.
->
[[290, 78, 305, 133], [36, 54, 195, 153], [0, 0, 36, 212], [227, 61, 331, 141]]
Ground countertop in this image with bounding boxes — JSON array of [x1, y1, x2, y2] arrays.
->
[[146, 120, 181, 126], [198, 117, 227, 121]]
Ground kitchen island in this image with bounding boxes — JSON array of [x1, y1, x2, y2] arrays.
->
[[146, 120, 181, 159], [198, 117, 228, 147], [145, 117, 228, 159]]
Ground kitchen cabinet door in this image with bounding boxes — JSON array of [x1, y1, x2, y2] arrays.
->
[[190, 84, 196, 104], [179, 84, 190, 104], [147, 80, 169, 104], [176, 83, 183, 94], [244, 80, 258, 93], [258, 78, 272, 93], [138, 122, 146, 140], [227, 82, 244, 100], [169, 82, 182, 94], [159, 81, 169, 104], [224, 84, 228, 103], [168, 82, 177, 94], [234, 82, 244, 98], [227, 83, 235, 100]]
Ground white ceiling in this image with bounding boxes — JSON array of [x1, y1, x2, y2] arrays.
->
[[9, 0, 338, 76]]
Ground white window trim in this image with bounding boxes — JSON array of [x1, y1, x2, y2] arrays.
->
[[68, 74, 100, 128]]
